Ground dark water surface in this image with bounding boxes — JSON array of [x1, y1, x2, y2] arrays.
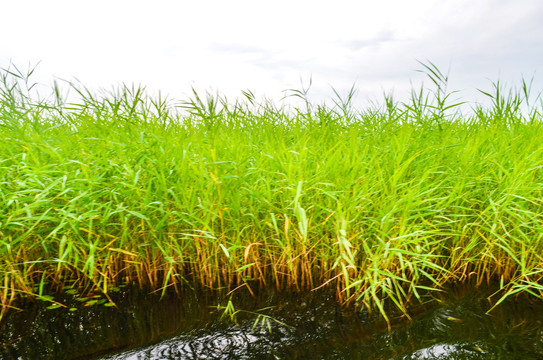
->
[[1, 285, 542, 359]]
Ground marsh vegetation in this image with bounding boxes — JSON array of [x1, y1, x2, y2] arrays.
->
[[0, 63, 542, 325]]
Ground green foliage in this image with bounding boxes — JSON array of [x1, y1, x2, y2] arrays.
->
[[0, 63, 542, 323], [215, 297, 288, 333]]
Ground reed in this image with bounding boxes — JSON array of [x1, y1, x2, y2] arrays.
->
[[1, 63, 542, 323]]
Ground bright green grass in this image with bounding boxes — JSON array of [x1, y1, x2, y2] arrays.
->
[[1, 63, 542, 322]]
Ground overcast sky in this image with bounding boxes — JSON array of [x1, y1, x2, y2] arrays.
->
[[1, 0, 542, 111]]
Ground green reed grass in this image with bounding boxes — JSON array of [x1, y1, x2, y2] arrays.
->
[[0, 63, 542, 323]]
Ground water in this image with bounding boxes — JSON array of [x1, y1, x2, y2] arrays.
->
[[1, 285, 542, 359]]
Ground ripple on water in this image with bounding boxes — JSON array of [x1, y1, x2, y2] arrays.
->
[[2, 286, 543, 360]]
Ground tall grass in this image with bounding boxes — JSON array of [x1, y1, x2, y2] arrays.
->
[[1, 63, 542, 323]]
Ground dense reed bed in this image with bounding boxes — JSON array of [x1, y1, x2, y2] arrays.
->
[[1, 64, 542, 322]]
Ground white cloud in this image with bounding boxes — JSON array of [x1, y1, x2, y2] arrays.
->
[[1, 0, 542, 110]]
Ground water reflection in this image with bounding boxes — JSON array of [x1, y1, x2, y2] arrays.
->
[[1, 285, 543, 359], [0, 287, 217, 359], [101, 288, 543, 360]]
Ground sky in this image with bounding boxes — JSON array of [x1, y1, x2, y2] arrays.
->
[[1, 0, 542, 111]]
